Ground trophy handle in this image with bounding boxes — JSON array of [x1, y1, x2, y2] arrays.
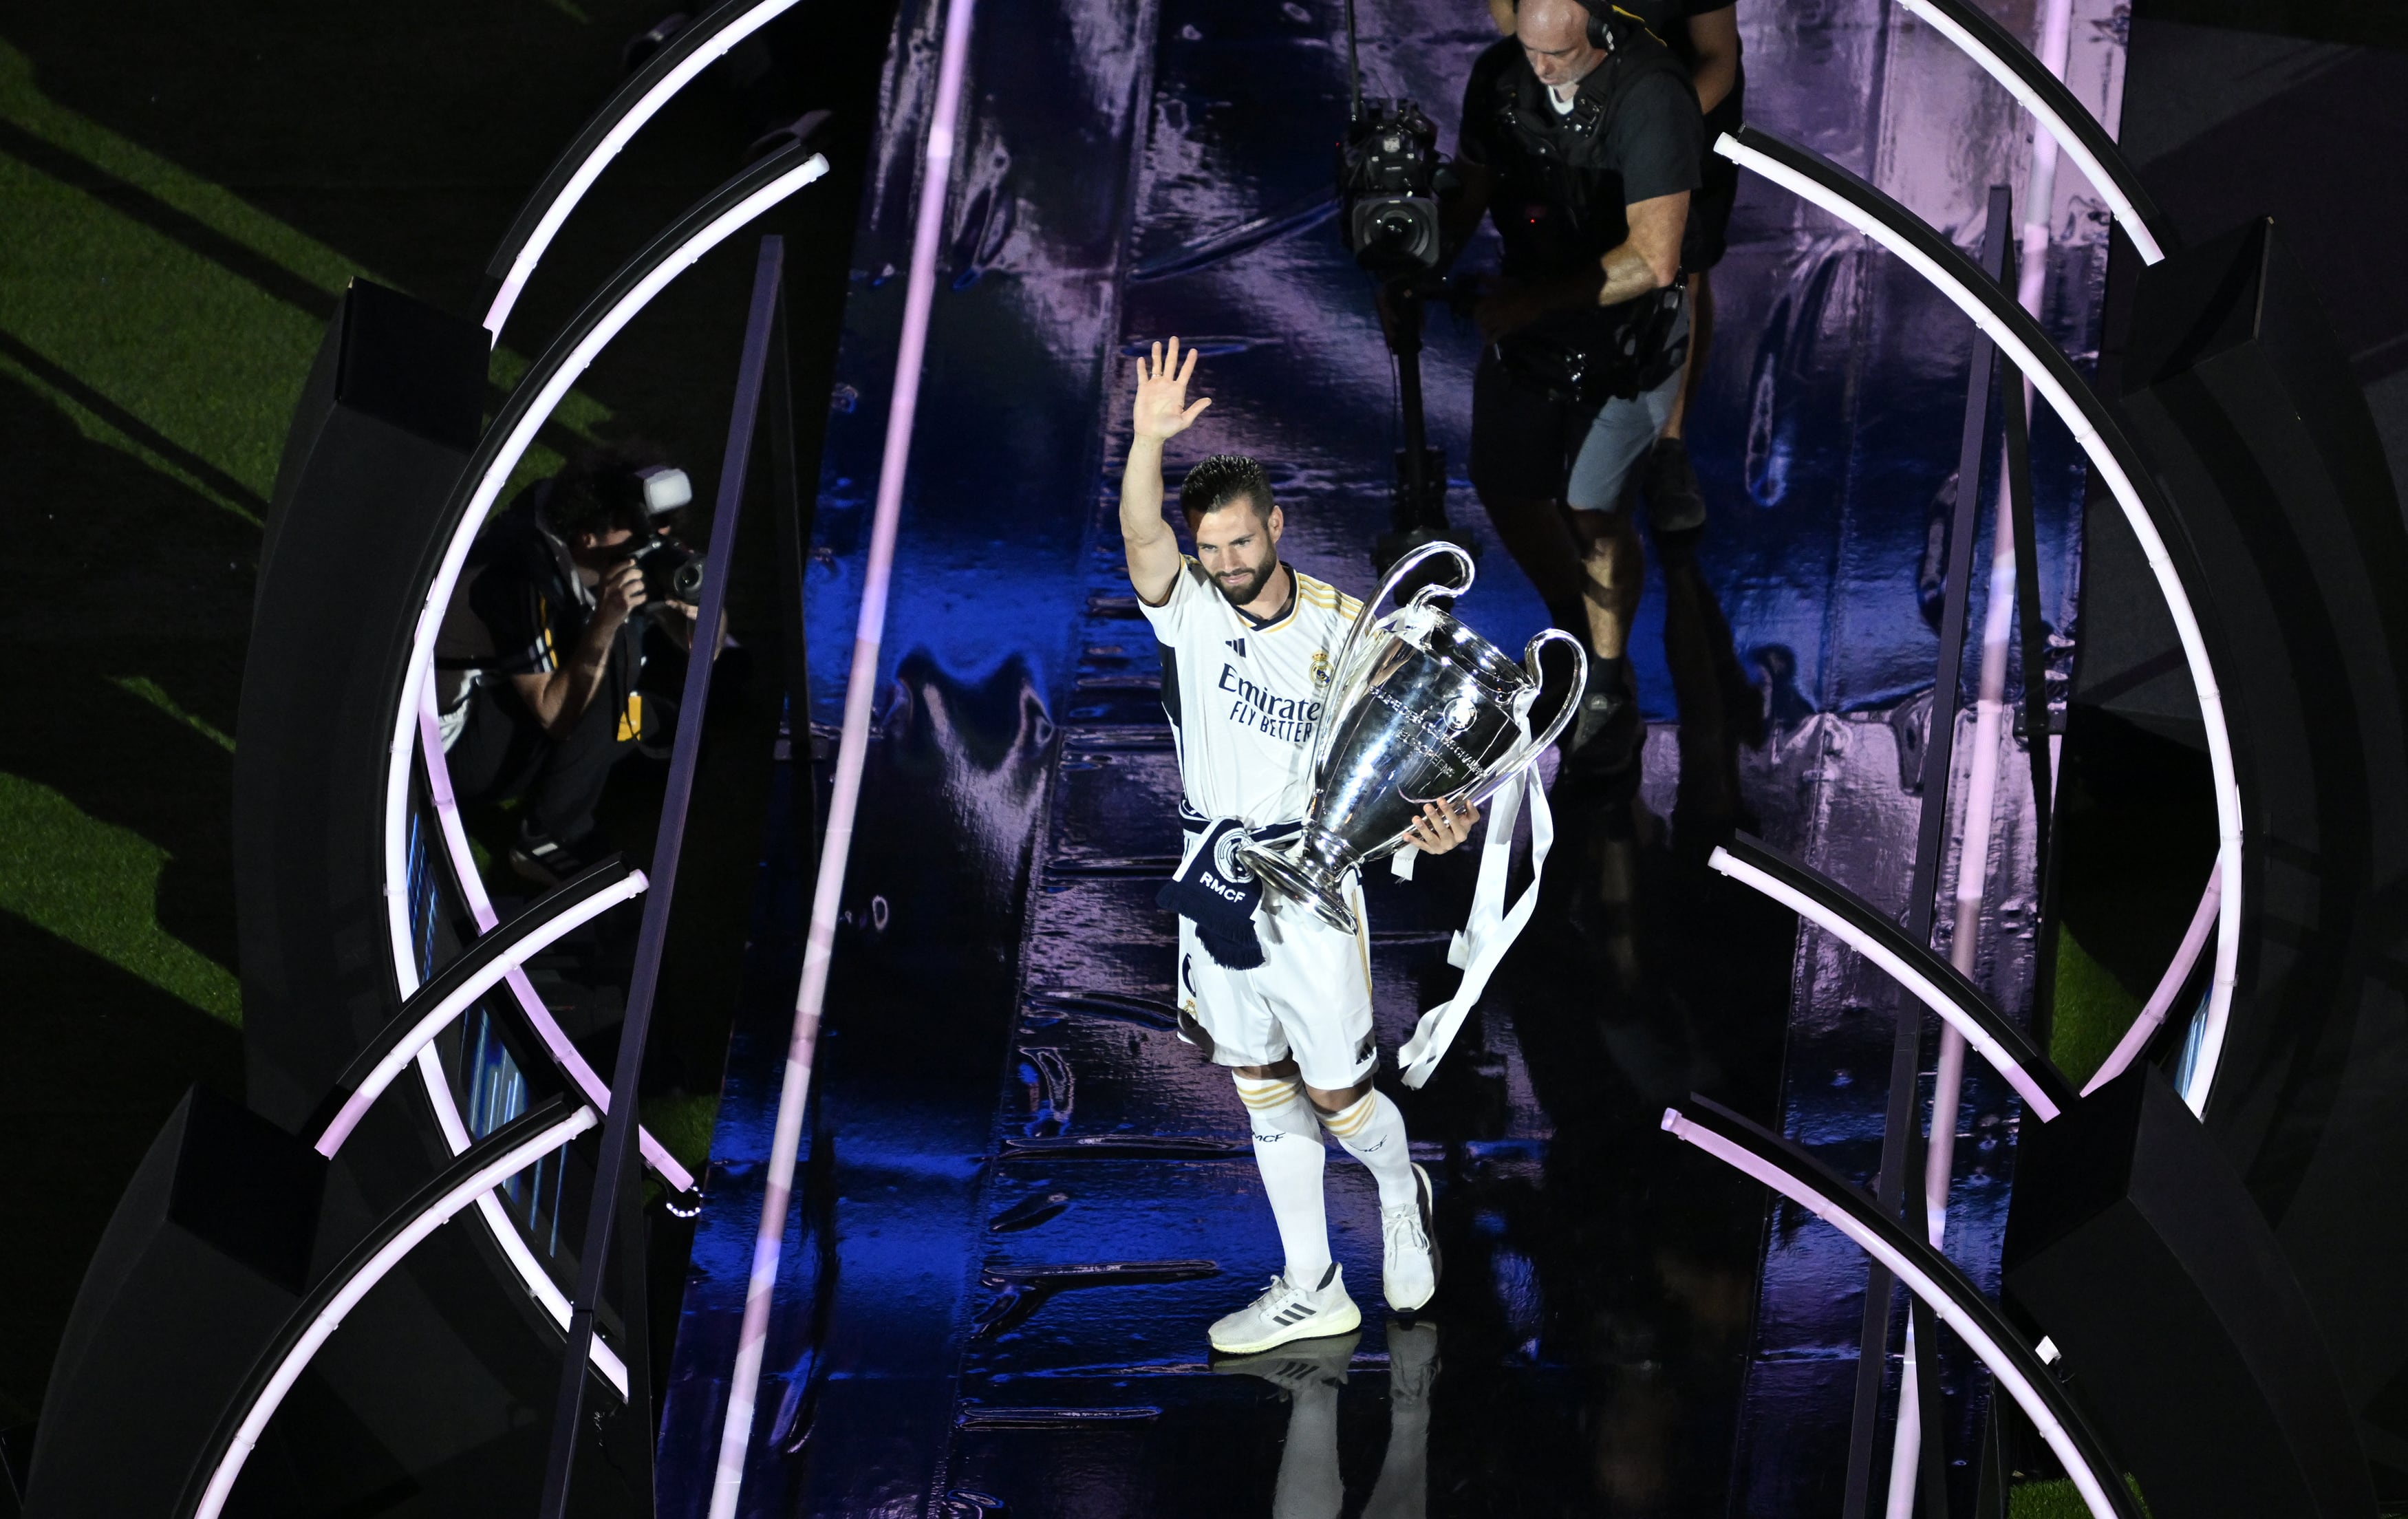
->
[[1309, 539, 1477, 788], [1460, 627, 1589, 808]]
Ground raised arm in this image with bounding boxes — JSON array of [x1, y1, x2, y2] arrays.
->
[[1120, 336, 1211, 606]]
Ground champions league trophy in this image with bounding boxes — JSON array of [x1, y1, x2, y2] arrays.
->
[[1237, 541, 1587, 934]]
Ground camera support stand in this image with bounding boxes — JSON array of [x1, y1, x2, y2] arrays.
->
[[1373, 281, 1472, 580]]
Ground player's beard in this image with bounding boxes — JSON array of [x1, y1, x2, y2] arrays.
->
[[1214, 555, 1277, 608]]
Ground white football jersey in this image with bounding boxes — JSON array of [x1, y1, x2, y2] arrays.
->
[[1139, 557, 1365, 828]]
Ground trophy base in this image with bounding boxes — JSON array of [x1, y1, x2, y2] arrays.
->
[[1236, 839, 1359, 936]]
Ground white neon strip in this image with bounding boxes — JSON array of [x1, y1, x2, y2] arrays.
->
[[1662, 1108, 2129, 1519], [192, 1106, 600, 1519], [482, 0, 808, 341], [1708, 847, 2062, 1121], [387, 152, 830, 1023], [1895, 0, 2164, 266], [2082, 860, 2220, 1097], [415, 1044, 630, 1398], [379, 162, 825, 1400], [1718, 131, 2241, 1117], [416, 687, 697, 1193], [314, 870, 647, 1157], [707, 5, 977, 1511]]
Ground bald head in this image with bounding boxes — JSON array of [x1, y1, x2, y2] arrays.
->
[[1516, 0, 1605, 90]]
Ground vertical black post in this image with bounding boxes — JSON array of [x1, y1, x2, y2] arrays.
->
[[1393, 289, 1431, 538], [762, 267, 819, 847], [537, 235, 787, 1519], [1841, 185, 2013, 1518], [1373, 281, 1452, 572], [2002, 333, 2048, 875], [615, 1151, 655, 1445]]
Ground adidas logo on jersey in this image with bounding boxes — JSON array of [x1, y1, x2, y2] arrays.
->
[[1226, 638, 1247, 657]]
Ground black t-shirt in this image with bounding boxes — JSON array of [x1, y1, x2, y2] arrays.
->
[[1456, 31, 1703, 282], [1617, 0, 1727, 72], [440, 495, 646, 732], [1622, 0, 1746, 135]]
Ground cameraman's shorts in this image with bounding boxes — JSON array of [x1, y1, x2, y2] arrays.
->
[[1470, 308, 1688, 515]]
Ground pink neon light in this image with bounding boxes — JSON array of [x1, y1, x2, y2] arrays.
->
[[706, 0, 980, 1509], [2082, 860, 2220, 1097], [1660, 1108, 2129, 1519], [416, 686, 697, 1193]]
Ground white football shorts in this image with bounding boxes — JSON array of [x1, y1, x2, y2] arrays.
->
[[1176, 882, 1377, 1091]]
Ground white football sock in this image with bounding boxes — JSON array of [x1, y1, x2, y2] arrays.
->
[[1235, 1074, 1331, 1283], [1320, 1090, 1419, 1211]]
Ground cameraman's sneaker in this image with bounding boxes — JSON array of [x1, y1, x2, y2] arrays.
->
[[1210, 1324, 1359, 1394], [1207, 1263, 1362, 1355], [1644, 436, 1708, 535], [1382, 1163, 1441, 1313], [1384, 1317, 1441, 1410], [1563, 657, 1640, 778], [508, 820, 610, 887]]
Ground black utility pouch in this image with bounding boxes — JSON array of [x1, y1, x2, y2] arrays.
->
[[1494, 279, 1687, 407]]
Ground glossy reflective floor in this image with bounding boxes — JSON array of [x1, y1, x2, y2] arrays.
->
[[660, 0, 2118, 1513]]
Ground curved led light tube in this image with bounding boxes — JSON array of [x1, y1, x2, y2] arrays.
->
[[183, 1101, 600, 1519], [378, 141, 829, 1396], [1893, 0, 2171, 265], [1708, 837, 2077, 1121], [1663, 1098, 2141, 1519], [1717, 125, 2241, 1115], [2081, 861, 2220, 1097], [482, 0, 809, 342], [416, 688, 697, 1196], [314, 858, 647, 1156]]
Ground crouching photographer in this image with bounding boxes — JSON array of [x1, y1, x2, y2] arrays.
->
[[433, 444, 705, 883], [1448, 0, 1703, 777]]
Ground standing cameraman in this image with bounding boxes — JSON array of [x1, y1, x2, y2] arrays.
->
[[435, 445, 700, 883], [1448, 0, 1702, 775]]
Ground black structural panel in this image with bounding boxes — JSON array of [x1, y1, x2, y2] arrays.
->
[[1672, 1095, 2144, 1519], [2004, 1064, 2376, 1518], [23, 1088, 325, 1518], [176, 1099, 581, 1519], [1723, 832, 2080, 1114], [237, 278, 487, 1130], [2116, 215, 2408, 1487]]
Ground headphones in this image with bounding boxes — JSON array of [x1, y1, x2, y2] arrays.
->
[[1567, 0, 1648, 52]]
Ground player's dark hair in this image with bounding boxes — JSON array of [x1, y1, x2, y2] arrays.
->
[[1178, 453, 1274, 532], [545, 441, 666, 541]]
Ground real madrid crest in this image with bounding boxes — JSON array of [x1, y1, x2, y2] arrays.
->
[[1310, 649, 1332, 690]]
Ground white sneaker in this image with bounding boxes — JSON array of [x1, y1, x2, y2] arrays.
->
[[1380, 1163, 1441, 1312], [1207, 1262, 1362, 1355]]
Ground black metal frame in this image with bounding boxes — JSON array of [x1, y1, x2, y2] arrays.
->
[[1724, 834, 2079, 1116], [308, 856, 641, 1142], [177, 1098, 590, 1518], [1667, 1097, 2143, 1519]]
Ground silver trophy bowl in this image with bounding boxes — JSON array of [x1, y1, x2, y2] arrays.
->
[[1236, 541, 1587, 934]]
